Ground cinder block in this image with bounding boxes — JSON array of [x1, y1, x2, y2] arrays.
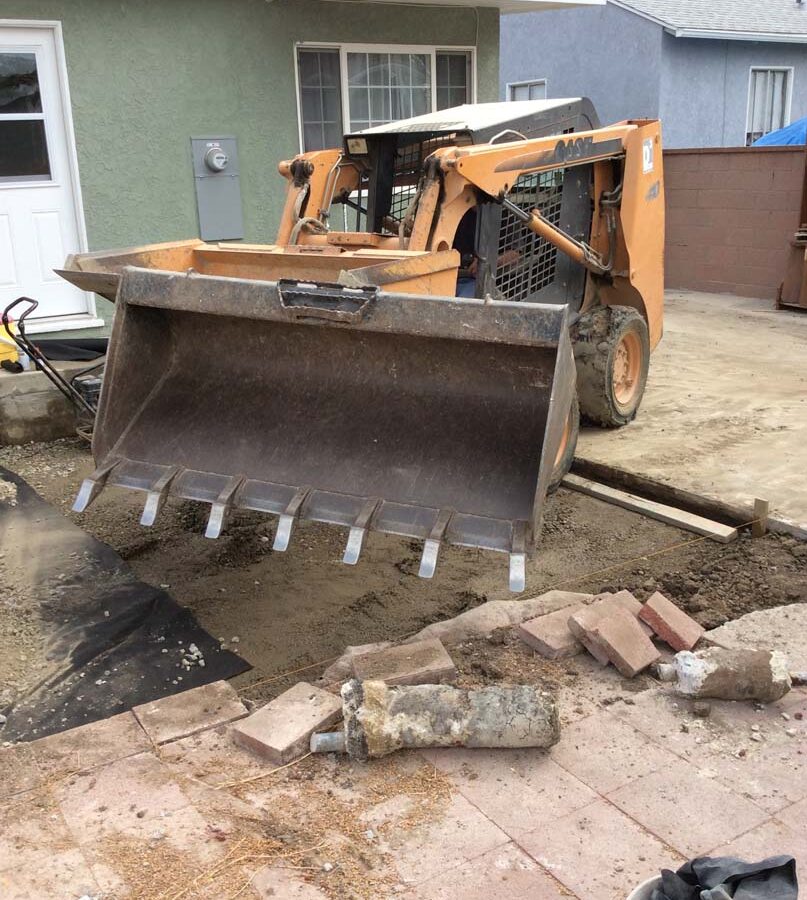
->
[[231, 682, 342, 765], [351, 638, 457, 686], [639, 591, 705, 652], [517, 604, 585, 659], [591, 608, 661, 678]]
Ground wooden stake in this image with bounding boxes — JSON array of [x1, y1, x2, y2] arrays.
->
[[752, 498, 770, 538]]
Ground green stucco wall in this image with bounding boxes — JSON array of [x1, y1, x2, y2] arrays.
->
[[0, 0, 499, 334]]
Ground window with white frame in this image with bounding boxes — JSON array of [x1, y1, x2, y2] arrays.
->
[[296, 45, 474, 152], [746, 67, 792, 145], [508, 79, 547, 102]]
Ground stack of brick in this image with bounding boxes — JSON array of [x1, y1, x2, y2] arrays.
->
[[517, 589, 704, 680]]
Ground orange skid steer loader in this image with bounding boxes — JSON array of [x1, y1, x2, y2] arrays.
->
[[59, 100, 664, 591]]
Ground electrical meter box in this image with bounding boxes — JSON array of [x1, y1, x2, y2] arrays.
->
[[191, 136, 244, 241]]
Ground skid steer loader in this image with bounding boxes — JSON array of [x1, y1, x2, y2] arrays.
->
[[59, 99, 664, 591]]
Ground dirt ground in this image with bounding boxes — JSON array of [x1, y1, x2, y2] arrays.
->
[[1, 437, 805, 709], [578, 290, 807, 530]]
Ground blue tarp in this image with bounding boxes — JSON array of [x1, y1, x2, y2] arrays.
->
[[752, 117, 807, 146]]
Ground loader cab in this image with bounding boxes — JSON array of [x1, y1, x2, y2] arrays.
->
[[337, 99, 600, 307]]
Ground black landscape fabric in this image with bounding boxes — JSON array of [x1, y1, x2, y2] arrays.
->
[[0, 465, 251, 742], [652, 855, 798, 900]]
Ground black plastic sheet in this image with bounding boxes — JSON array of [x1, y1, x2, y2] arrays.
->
[[652, 855, 798, 900], [0, 465, 250, 742]]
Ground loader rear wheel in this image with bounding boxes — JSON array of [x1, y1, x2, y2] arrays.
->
[[548, 394, 579, 492], [574, 306, 650, 427]]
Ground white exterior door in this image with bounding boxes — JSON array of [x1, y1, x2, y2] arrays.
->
[[0, 23, 96, 331]]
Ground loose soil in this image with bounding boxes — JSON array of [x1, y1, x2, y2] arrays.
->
[[1, 438, 805, 709]]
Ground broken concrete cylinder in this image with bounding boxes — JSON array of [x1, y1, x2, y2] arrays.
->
[[672, 648, 791, 703], [330, 679, 560, 760]]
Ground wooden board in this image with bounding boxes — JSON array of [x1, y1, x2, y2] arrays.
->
[[562, 473, 738, 543]]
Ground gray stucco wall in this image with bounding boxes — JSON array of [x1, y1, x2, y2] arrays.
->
[[499, 4, 663, 126], [0, 0, 498, 335], [660, 35, 807, 148]]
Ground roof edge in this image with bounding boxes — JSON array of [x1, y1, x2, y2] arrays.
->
[[609, 0, 807, 44], [671, 27, 807, 43]]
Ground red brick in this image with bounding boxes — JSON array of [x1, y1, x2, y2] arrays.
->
[[517, 604, 585, 659], [231, 682, 342, 764], [640, 591, 705, 651], [590, 607, 660, 678], [351, 638, 457, 686], [568, 592, 648, 665]]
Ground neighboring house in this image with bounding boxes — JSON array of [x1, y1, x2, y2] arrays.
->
[[0, 0, 594, 339], [500, 0, 807, 148]]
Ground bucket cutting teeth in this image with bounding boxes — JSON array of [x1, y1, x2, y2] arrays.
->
[[343, 497, 381, 565], [70, 463, 533, 589]]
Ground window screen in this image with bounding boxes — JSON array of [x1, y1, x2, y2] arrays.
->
[[509, 80, 547, 102], [297, 49, 344, 152], [746, 69, 790, 145]]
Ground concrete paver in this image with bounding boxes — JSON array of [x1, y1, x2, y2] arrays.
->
[[519, 798, 684, 900], [425, 747, 597, 839], [516, 603, 585, 659], [0, 743, 42, 798], [388, 792, 510, 886], [0, 847, 100, 900], [710, 817, 807, 874], [550, 711, 681, 794], [4, 672, 807, 898], [640, 591, 705, 651], [590, 607, 660, 677], [133, 680, 248, 745], [54, 751, 191, 844], [231, 681, 342, 764], [352, 637, 457, 685], [252, 866, 330, 898], [0, 792, 73, 873], [32, 710, 150, 778], [410, 843, 571, 899], [607, 758, 769, 856]]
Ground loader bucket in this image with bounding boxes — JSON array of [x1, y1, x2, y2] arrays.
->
[[73, 267, 575, 591]]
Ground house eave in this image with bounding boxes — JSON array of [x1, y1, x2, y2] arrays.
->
[[609, 0, 807, 44], [668, 27, 807, 44]]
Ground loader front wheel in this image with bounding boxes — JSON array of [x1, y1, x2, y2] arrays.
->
[[548, 394, 579, 492], [574, 306, 650, 427]]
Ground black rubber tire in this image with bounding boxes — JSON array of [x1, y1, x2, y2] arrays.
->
[[573, 305, 650, 427], [548, 393, 579, 493]]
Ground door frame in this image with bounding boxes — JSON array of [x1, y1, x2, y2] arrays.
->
[[0, 18, 101, 332]]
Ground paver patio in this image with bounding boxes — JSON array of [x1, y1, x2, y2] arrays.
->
[[1, 674, 805, 899]]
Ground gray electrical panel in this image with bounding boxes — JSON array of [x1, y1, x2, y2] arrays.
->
[[191, 136, 244, 241]]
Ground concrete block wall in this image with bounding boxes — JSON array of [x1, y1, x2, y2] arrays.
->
[[665, 147, 806, 299], [0, 366, 81, 445]]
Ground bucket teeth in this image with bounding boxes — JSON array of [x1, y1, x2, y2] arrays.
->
[[509, 521, 528, 593], [71, 457, 531, 589], [417, 508, 453, 580], [272, 486, 311, 552], [72, 459, 121, 513], [204, 475, 246, 539], [342, 497, 380, 566], [140, 466, 181, 527]]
